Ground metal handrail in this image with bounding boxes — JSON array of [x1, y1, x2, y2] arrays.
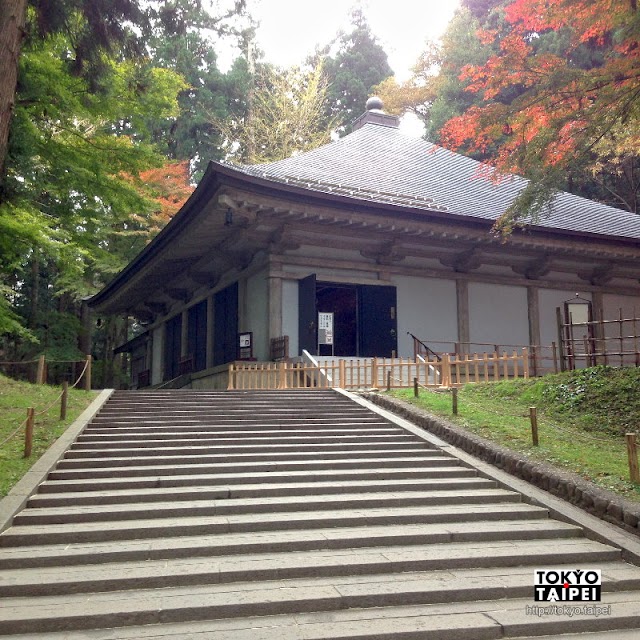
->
[[407, 332, 442, 361]]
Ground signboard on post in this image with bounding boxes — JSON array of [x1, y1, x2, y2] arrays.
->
[[238, 332, 253, 360], [318, 312, 334, 355]]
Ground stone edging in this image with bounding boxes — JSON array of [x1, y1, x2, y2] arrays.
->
[[0, 389, 114, 534], [363, 392, 640, 538]]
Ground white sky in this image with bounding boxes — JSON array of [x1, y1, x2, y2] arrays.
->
[[247, 0, 461, 81], [216, 0, 462, 136]]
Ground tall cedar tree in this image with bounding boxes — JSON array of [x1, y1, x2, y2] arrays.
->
[[321, 9, 394, 136]]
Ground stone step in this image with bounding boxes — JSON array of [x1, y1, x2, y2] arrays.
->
[[91, 408, 380, 418], [0, 519, 583, 570], [71, 431, 416, 451], [37, 466, 479, 493], [8, 593, 638, 640], [87, 417, 391, 428], [1, 562, 637, 636], [55, 448, 451, 469], [28, 477, 498, 508], [48, 455, 464, 479], [0, 503, 549, 546], [0, 539, 618, 598], [77, 426, 404, 439], [88, 419, 389, 429], [14, 488, 521, 525], [65, 438, 436, 460]]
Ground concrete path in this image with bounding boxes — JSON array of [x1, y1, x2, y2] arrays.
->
[[1, 388, 640, 638]]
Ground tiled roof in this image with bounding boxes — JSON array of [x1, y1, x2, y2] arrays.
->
[[235, 122, 640, 241]]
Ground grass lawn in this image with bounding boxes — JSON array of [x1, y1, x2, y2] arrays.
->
[[389, 365, 640, 503], [0, 373, 97, 496]]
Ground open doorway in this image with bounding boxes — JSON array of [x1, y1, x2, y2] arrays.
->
[[298, 275, 398, 357], [316, 283, 357, 356]]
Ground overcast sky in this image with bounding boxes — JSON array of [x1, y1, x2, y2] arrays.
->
[[248, 0, 461, 80]]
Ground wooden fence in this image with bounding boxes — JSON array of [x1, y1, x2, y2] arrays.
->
[[410, 334, 557, 377], [559, 310, 640, 370], [228, 350, 529, 391]]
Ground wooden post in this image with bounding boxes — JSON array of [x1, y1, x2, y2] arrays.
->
[[529, 407, 539, 447], [386, 370, 391, 392], [551, 341, 558, 374], [84, 355, 92, 391], [60, 381, 68, 421], [522, 347, 529, 379], [626, 433, 640, 483], [279, 362, 287, 390], [556, 307, 566, 372], [441, 353, 451, 388], [530, 345, 538, 378], [339, 359, 346, 389], [371, 358, 378, 389], [227, 363, 235, 390], [413, 377, 419, 398], [24, 408, 35, 458], [452, 387, 458, 415], [36, 355, 45, 384]]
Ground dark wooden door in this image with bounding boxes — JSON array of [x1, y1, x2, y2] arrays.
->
[[298, 274, 317, 355], [358, 285, 397, 357], [188, 300, 208, 371], [213, 282, 238, 365], [163, 314, 182, 380]]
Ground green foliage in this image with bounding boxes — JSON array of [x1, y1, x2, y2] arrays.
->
[[214, 62, 337, 165], [145, 0, 252, 179], [320, 9, 393, 136], [0, 19, 186, 344], [462, 366, 640, 436]]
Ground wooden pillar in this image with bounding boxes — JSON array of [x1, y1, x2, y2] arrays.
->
[[456, 279, 470, 354], [180, 310, 189, 359], [206, 296, 215, 369], [268, 262, 283, 343], [527, 286, 540, 376], [591, 291, 605, 364], [238, 277, 248, 332], [527, 286, 541, 347]]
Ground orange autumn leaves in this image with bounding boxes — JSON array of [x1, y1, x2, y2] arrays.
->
[[125, 160, 194, 238], [440, 0, 640, 176]]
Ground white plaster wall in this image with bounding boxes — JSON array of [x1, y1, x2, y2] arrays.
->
[[602, 293, 640, 317], [282, 279, 299, 357], [243, 270, 269, 361], [392, 275, 458, 357], [538, 289, 590, 346], [468, 282, 529, 348], [151, 325, 163, 385]]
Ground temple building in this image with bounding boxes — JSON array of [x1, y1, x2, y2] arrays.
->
[[89, 99, 640, 388]]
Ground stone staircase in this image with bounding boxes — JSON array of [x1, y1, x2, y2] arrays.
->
[[1, 389, 640, 639]]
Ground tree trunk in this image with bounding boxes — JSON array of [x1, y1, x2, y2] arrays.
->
[[0, 0, 28, 187]]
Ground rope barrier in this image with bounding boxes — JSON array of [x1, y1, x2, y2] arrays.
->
[[34, 358, 89, 416], [0, 418, 28, 449], [1, 358, 91, 450]]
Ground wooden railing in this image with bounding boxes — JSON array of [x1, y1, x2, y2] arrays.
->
[[411, 336, 556, 377], [228, 350, 529, 390]]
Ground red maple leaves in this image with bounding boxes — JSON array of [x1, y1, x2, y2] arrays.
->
[[440, 0, 640, 181]]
